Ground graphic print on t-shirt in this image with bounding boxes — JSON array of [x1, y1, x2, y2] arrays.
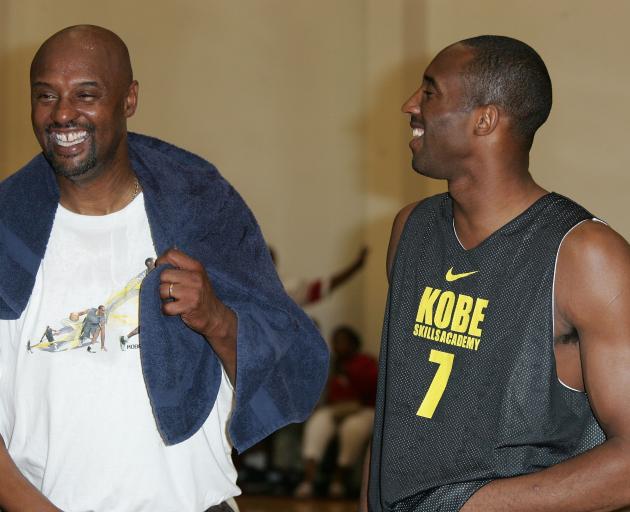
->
[[26, 257, 156, 354]]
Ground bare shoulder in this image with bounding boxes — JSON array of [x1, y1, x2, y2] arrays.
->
[[556, 219, 630, 329], [555, 220, 630, 442], [562, 218, 629, 251], [558, 220, 630, 278], [386, 202, 420, 282]]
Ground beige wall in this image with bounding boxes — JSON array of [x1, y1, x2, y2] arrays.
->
[[0, 1, 6, 168], [361, 0, 431, 356], [1, 1, 629, 354]]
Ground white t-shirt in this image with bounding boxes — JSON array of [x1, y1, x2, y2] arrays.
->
[[0, 195, 239, 512]]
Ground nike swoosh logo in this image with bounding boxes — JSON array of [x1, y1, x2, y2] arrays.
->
[[445, 267, 478, 282]]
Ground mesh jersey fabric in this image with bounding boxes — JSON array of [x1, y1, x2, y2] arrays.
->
[[368, 193, 606, 512]]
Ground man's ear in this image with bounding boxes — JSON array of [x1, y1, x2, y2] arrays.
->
[[124, 80, 139, 118], [473, 104, 499, 136]]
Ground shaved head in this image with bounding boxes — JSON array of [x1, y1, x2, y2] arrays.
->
[[31, 25, 133, 87], [30, 25, 138, 181], [456, 36, 551, 147]]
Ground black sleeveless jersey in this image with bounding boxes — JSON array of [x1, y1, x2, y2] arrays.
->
[[368, 193, 605, 512]]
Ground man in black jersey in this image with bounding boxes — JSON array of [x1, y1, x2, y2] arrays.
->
[[363, 35, 630, 512]]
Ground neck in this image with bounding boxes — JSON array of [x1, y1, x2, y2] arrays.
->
[[57, 161, 139, 216], [448, 157, 547, 249]]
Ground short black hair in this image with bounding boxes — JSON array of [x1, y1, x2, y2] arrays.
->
[[458, 35, 552, 145], [332, 325, 361, 350]]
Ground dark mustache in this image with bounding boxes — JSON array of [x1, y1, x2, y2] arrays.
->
[[45, 122, 95, 133]]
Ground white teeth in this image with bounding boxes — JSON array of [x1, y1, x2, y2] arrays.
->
[[53, 131, 88, 147], [413, 128, 424, 137]]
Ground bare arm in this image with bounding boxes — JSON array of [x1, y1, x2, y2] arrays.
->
[[386, 203, 419, 283], [359, 443, 371, 512], [0, 435, 60, 511], [330, 246, 369, 291], [463, 221, 630, 511], [359, 203, 418, 512]]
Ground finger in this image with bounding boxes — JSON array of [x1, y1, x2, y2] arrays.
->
[[155, 247, 204, 272], [160, 281, 198, 301], [160, 270, 206, 295], [160, 282, 179, 300], [154, 248, 176, 268], [159, 268, 190, 285], [162, 299, 193, 317]]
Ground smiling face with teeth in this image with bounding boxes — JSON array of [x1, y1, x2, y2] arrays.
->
[[401, 44, 478, 180], [30, 26, 138, 182]]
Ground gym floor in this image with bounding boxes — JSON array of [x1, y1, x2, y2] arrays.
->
[[236, 496, 358, 512]]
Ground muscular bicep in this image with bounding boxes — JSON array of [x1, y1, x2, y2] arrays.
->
[[386, 202, 418, 283], [557, 221, 630, 438]]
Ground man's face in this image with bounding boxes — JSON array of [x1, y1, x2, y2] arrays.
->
[[401, 44, 476, 179], [30, 40, 137, 181]]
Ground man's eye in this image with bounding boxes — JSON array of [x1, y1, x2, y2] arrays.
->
[[423, 90, 433, 97], [37, 93, 56, 100]]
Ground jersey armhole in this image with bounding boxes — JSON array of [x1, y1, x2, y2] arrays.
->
[[552, 217, 602, 393], [388, 199, 435, 282]]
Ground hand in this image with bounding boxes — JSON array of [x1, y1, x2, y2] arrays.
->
[[155, 248, 238, 383], [331, 246, 369, 292], [356, 246, 369, 267], [155, 248, 232, 341]]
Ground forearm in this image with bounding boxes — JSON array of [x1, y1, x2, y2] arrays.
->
[[203, 304, 237, 385], [462, 436, 630, 512], [330, 260, 362, 291], [0, 435, 60, 511], [359, 443, 371, 512]]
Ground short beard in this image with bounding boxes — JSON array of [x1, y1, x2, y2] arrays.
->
[[45, 135, 97, 180]]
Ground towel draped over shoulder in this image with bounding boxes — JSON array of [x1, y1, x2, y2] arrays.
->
[[0, 132, 329, 452]]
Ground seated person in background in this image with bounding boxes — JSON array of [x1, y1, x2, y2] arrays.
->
[[295, 326, 378, 498]]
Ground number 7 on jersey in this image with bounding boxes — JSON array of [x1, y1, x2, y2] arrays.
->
[[417, 349, 455, 419]]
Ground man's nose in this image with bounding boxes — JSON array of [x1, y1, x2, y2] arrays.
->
[[51, 96, 78, 125], [401, 89, 421, 115]]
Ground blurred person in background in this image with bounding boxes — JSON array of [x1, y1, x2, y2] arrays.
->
[[295, 325, 377, 499], [270, 246, 368, 307]]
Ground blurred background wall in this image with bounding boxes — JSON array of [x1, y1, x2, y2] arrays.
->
[[1, 0, 629, 355]]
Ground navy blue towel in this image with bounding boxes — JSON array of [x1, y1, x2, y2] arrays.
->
[[0, 132, 329, 452]]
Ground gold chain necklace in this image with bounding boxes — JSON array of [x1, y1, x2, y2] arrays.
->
[[130, 176, 141, 201]]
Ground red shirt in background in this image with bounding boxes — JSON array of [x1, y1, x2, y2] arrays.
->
[[328, 353, 378, 407]]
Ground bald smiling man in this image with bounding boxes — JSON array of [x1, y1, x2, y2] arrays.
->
[[0, 25, 328, 511]]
